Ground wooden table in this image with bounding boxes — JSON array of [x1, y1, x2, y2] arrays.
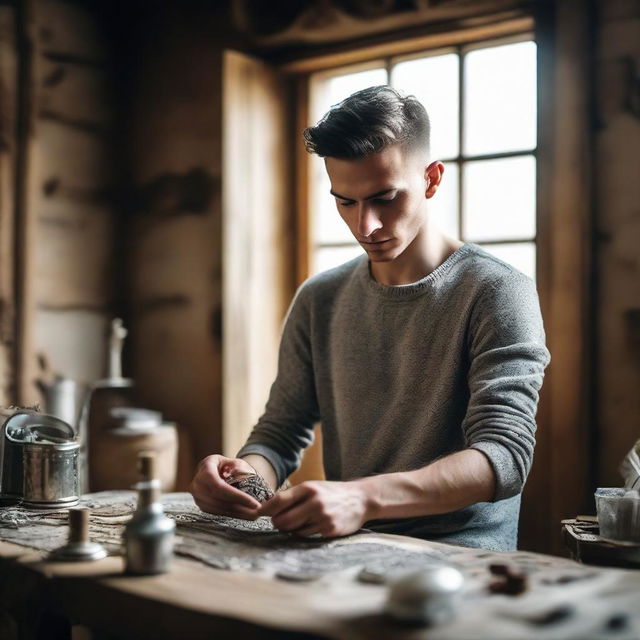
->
[[1, 498, 640, 639]]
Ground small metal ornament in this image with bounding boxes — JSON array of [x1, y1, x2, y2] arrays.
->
[[385, 565, 465, 626], [49, 507, 107, 562], [123, 451, 175, 575], [226, 472, 274, 502]]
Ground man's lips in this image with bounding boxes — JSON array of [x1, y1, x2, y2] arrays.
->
[[360, 238, 393, 245]]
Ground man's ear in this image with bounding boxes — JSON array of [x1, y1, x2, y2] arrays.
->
[[425, 161, 445, 199]]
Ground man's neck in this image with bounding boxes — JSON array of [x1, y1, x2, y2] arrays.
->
[[370, 225, 464, 286]]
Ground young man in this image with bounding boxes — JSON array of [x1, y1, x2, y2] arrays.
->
[[190, 86, 550, 551]]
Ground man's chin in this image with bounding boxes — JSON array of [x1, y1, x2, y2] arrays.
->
[[363, 244, 401, 261], [367, 252, 396, 263]]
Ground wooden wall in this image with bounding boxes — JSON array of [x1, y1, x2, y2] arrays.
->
[[32, 0, 116, 393], [1, 0, 118, 409], [595, 0, 640, 487], [221, 51, 294, 458], [123, 6, 297, 489], [125, 6, 227, 488], [0, 4, 18, 406]]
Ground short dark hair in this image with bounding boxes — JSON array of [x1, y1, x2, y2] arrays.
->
[[303, 85, 430, 159]]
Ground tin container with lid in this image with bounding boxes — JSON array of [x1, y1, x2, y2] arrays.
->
[[0, 411, 80, 508]]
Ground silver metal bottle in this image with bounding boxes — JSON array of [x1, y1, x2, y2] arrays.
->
[[123, 451, 175, 575]]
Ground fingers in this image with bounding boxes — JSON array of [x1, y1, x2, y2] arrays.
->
[[291, 522, 322, 538], [193, 477, 260, 511], [190, 454, 261, 513], [195, 454, 253, 478], [258, 485, 307, 518], [260, 489, 320, 533], [218, 457, 257, 480], [202, 458, 260, 508], [193, 494, 260, 520], [216, 481, 261, 510], [192, 486, 261, 516], [273, 504, 316, 533], [258, 481, 359, 538]]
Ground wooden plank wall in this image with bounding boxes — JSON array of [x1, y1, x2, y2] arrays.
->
[[595, 0, 640, 487], [0, 4, 18, 406], [126, 7, 226, 488], [19, 0, 116, 405], [221, 50, 294, 458]]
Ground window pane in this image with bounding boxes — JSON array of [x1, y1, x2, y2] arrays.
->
[[464, 41, 536, 155], [477, 242, 536, 281], [312, 163, 355, 244], [391, 53, 459, 159], [313, 245, 364, 275], [313, 67, 388, 120], [463, 155, 536, 242], [429, 162, 458, 238]]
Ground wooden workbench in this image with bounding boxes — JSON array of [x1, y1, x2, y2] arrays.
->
[[1, 494, 640, 639]]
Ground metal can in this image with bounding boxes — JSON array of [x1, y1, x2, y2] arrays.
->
[[1, 412, 80, 508], [22, 440, 80, 508]]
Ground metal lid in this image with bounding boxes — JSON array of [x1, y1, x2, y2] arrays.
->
[[3, 412, 76, 444]]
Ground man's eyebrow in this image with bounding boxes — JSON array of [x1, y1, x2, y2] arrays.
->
[[329, 188, 397, 201]]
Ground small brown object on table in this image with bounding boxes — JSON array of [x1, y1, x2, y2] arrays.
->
[[487, 563, 528, 595]]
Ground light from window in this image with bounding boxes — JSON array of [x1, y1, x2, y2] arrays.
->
[[315, 245, 366, 274], [312, 67, 388, 122], [478, 242, 536, 280], [428, 161, 459, 238], [463, 155, 536, 243], [464, 41, 537, 155], [391, 53, 459, 160]]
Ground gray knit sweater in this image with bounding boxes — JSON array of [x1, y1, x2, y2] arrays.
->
[[238, 244, 550, 551]]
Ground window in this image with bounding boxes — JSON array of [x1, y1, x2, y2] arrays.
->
[[307, 37, 537, 280]]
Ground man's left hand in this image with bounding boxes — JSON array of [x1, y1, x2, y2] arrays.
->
[[257, 480, 371, 538]]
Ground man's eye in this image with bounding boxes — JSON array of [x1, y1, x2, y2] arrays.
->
[[375, 195, 397, 204], [338, 200, 355, 207]]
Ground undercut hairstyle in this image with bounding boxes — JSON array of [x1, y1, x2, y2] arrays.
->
[[303, 85, 431, 159]]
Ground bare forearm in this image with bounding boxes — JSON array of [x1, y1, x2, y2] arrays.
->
[[357, 449, 496, 521], [240, 454, 279, 492]]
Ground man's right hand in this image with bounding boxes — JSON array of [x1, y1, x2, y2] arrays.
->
[[189, 455, 261, 519]]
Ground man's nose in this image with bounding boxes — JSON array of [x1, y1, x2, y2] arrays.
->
[[357, 204, 383, 238]]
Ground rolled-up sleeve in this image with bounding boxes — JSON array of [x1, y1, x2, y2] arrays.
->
[[463, 272, 551, 501], [237, 283, 320, 486]]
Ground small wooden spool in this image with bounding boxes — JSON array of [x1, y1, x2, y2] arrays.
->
[[68, 507, 89, 543]]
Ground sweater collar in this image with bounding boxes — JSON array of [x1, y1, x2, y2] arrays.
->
[[357, 243, 474, 301]]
